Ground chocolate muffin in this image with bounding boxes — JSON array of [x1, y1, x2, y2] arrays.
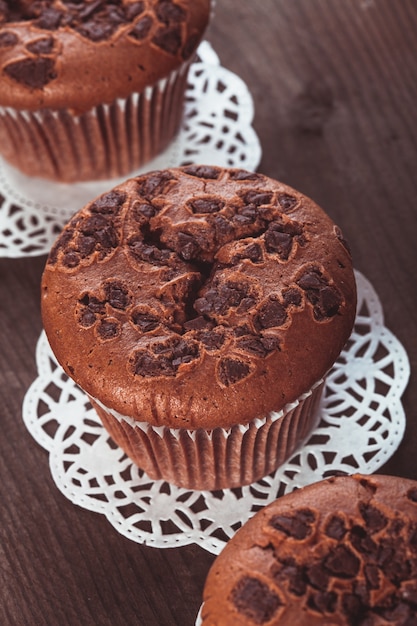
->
[[0, 0, 211, 182], [201, 474, 417, 625], [41, 165, 356, 489]]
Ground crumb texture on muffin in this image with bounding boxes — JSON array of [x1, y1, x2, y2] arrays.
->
[[202, 474, 417, 625], [41, 166, 356, 429], [0, 0, 211, 111]]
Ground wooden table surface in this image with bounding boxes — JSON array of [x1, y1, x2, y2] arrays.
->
[[1, 1, 417, 624]]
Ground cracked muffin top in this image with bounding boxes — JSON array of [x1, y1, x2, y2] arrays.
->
[[202, 474, 417, 626], [41, 165, 356, 429], [0, 0, 210, 112]]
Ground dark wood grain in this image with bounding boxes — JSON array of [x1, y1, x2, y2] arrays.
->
[[1, 1, 417, 624]]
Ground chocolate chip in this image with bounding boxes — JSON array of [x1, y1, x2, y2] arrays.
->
[[219, 358, 250, 386], [26, 36, 54, 55], [77, 19, 116, 41], [307, 591, 337, 614], [297, 269, 342, 320], [90, 190, 125, 215], [183, 165, 220, 179], [79, 294, 105, 314], [128, 238, 171, 265], [237, 336, 270, 358], [195, 283, 249, 317], [152, 24, 181, 54], [214, 215, 234, 238], [324, 545, 360, 578], [407, 489, 417, 503], [255, 298, 287, 330], [132, 201, 156, 221], [0, 31, 18, 47], [183, 316, 213, 331], [105, 282, 130, 310], [188, 197, 225, 214], [278, 193, 298, 212], [270, 509, 315, 540], [132, 310, 160, 332], [359, 503, 388, 533], [157, 1, 186, 24], [230, 576, 282, 624], [4, 57, 56, 88], [129, 15, 153, 40], [341, 592, 366, 622], [171, 339, 199, 367], [97, 319, 119, 340], [177, 232, 200, 261]]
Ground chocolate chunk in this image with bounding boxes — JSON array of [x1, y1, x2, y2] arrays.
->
[[325, 515, 347, 540], [90, 190, 125, 215], [297, 269, 342, 320], [183, 165, 221, 179], [341, 593, 366, 622], [157, 1, 186, 23], [277, 193, 298, 212], [0, 31, 18, 47], [105, 282, 130, 310], [230, 576, 282, 624], [188, 197, 225, 214], [62, 250, 80, 268], [233, 242, 263, 264], [4, 57, 56, 88], [282, 288, 302, 308], [171, 339, 199, 367], [137, 171, 175, 199], [229, 170, 262, 181], [255, 298, 287, 330], [407, 489, 417, 503], [177, 232, 200, 261], [26, 36, 54, 55], [219, 358, 250, 386], [270, 509, 315, 540], [81, 214, 118, 250], [364, 564, 380, 590], [35, 8, 63, 30], [97, 319, 119, 340], [131, 311, 160, 332], [324, 545, 360, 578], [359, 503, 388, 533], [183, 316, 213, 331], [214, 215, 234, 238], [79, 294, 105, 314], [132, 350, 175, 377], [306, 562, 330, 591], [265, 228, 293, 259], [77, 19, 117, 42], [275, 559, 306, 596], [307, 591, 337, 614], [242, 190, 273, 206], [79, 309, 96, 327], [128, 238, 171, 265], [129, 15, 153, 40], [132, 201, 156, 221], [152, 24, 181, 54], [124, 1, 145, 20], [195, 283, 249, 317], [349, 525, 377, 555], [297, 270, 327, 291], [198, 328, 225, 350]]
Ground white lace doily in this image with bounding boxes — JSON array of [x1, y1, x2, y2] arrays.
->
[[0, 41, 261, 258], [23, 271, 409, 555]]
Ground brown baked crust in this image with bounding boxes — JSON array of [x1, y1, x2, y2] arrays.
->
[[41, 166, 356, 429], [202, 474, 417, 625], [0, 0, 210, 113]]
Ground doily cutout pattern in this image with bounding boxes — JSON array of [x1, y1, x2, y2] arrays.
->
[[22, 271, 410, 555], [0, 41, 261, 258]]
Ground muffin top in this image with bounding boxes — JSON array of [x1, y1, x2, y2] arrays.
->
[[0, 0, 211, 112], [202, 474, 417, 626], [41, 166, 356, 429]]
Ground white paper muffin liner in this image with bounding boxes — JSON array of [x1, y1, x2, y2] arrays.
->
[[89, 380, 324, 491], [0, 62, 190, 183]]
